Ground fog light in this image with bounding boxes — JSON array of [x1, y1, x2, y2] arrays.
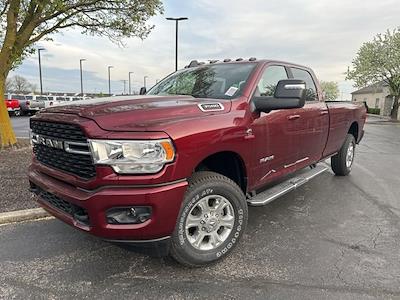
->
[[106, 206, 152, 224]]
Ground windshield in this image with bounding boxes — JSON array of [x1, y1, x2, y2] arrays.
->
[[148, 63, 256, 99]]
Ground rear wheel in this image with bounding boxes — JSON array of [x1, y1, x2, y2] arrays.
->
[[170, 171, 248, 267], [331, 134, 356, 176]]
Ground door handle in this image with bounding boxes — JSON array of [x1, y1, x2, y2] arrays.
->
[[320, 111, 328, 115], [287, 114, 300, 120]]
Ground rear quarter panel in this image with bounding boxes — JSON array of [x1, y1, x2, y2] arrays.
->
[[323, 101, 366, 157]]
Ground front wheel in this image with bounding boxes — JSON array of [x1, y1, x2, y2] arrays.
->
[[170, 171, 248, 267], [331, 134, 356, 176]]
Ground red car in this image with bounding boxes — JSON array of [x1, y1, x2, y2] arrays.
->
[[4, 95, 21, 116], [29, 59, 366, 266]]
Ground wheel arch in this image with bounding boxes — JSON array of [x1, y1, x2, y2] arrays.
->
[[348, 121, 359, 142], [194, 151, 248, 193]]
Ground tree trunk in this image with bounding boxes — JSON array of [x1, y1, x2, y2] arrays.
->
[[0, 77, 17, 148], [390, 95, 400, 121]]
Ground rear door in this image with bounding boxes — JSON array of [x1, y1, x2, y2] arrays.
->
[[288, 67, 329, 163]]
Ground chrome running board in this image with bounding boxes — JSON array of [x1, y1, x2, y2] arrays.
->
[[247, 165, 328, 206]]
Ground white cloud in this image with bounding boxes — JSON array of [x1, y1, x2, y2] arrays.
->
[[11, 0, 400, 98]]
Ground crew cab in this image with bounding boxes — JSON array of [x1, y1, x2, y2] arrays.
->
[[4, 95, 21, 116], [29, 59, 366, 267]]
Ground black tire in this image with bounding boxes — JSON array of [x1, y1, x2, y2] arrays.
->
[[331, 134, 356, 176], [170, 171, 248, 267]]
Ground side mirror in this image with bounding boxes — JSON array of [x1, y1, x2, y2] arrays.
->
[[252, 79, 306, 113], [139, 87, 147, 95]]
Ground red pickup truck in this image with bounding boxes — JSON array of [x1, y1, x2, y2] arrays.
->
[[4, 96, 21, 116], [29, 59, 366, 266]]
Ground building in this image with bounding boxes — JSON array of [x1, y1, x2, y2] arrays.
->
[[351, 81, 397, 117]]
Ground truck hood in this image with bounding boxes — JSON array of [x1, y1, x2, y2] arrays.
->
[[43, 95, 231, 132]]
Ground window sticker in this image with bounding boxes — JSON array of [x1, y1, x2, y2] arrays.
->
[[225, 86, 239, 97]]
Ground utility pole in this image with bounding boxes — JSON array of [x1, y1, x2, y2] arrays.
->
[[144, 76, 148, 88], [108, 66, 113, 95], [80, 59, 86, 95], [129, 72, 133, 94], [166, 17, 188, 71], [38, 48, 45, 94]]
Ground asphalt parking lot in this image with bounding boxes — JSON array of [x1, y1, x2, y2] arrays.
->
[[1, 118, 400, 299], [11, 115, 30, 138]]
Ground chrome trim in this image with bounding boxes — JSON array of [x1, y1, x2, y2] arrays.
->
[[284, 157, 309, 169], [198, 102, 225, 112], [64, 141, 91, 155], [284, 83, 306, 90]]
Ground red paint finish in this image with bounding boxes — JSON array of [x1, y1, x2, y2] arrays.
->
[[29, 60, 366, 241], [5, 98, 20, 110]]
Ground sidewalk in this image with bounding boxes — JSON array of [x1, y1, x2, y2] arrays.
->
[[367, 113, 399, 124]]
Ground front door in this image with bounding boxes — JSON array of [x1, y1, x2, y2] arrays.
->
[[250, 65, 302, 188]]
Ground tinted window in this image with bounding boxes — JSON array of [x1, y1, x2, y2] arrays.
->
[[56, 97, 66, 101], [25, 96, 33, 100], [36, 96, 48, 100], [148, 63, 256, 99], [290, 68, 317, 101], [256, 65, 288, 96], [11, 95, 25, 100]]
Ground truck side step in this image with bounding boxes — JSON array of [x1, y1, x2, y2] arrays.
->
[[247, 165, 328, 206]]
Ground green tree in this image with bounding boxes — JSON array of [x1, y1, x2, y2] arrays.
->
[[346, 28, 400, 120], [320, 81, 339, 101], [0, 0, 163, 147]]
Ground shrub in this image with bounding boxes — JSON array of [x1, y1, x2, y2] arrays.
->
[[367, 108, 381, 115]]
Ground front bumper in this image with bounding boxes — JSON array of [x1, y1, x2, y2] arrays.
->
[[29, 167, 188, 241]]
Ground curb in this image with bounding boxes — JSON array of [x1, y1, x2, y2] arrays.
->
[[0, 208, 50, 225]]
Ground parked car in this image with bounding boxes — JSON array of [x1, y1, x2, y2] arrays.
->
[[23, 94, 45, 114], [4, 95, 21, 116], [29, 58, 366, 267]]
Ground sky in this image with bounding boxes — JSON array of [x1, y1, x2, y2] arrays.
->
[[9, 0, 400, 99]]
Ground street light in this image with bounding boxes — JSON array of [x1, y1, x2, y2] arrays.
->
[[166, 17, 188, 71], [37, 48, 45, 94], [79, 59, 86, 95], [108, 66, 113, 95], [144, 76, 148, 88], [129, 72, 134, 95]]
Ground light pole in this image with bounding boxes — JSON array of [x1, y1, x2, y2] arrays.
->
[[166, 17, 188, 71], [108, 66, 113, 95], [38, 48, 45, 94], [79, 59, 86, 95], [144, 76, 148, 88], [129, 72, 133, 94]]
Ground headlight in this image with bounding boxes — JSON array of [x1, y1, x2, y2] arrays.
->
[[88, 139, 175, 174]]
